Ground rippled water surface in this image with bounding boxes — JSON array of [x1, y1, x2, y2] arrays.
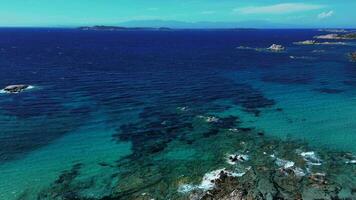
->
[[0, 29, 355, 199]]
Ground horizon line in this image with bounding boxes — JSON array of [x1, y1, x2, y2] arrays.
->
[[0, 26, 355, 29]]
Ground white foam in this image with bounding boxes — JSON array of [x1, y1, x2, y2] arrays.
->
[[178, 184, 196, 193], [226, 153, 249, 165], [177, 106, 189, 112], [205, 116, 219, 123], [292, 167, 306, 177], [275, 158, 295, 169], [300, 151, 322, 166], [178, 169, 225, 193], [178, 168, 247, 193], [197, 115, 219, 123], [346, 160, 356, 164], [228, 128, 239, 133], [199, 169, 225, 190], [271, 154, 306, 176]]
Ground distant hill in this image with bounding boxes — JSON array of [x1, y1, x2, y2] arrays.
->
[[78, 25, 172, 31]]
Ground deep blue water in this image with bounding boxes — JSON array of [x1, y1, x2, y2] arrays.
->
[[0, 29, 355, 199]]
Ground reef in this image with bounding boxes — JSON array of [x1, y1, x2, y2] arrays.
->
[[37, 163, 85, 200], [182, 140, 356, 200], [313, 88, 344, 94], [33, 107, 356, 200], [261, 74, 312, 85]]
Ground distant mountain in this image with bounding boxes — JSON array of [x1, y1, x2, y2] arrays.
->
[[118, 20, 298, 29], [78, 25, 172, 31]]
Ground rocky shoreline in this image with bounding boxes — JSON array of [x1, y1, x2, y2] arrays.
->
[[183, 140, 356, 200]]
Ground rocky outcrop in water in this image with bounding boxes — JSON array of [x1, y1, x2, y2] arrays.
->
[[2, 84, 29, 93], [294, 40, 317, 45], [267, 44, 285, 51]]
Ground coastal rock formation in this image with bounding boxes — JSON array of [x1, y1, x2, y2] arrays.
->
[[267, 44, 285, 51], [3, 84, 29, 93], [294, 40, 316, 45], [314, 34, 340, 39]]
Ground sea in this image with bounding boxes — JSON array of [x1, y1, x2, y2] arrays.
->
[[0, 28, 355, 199]]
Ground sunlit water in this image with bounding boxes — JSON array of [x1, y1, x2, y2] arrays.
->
[[0, 29, 355, 199]]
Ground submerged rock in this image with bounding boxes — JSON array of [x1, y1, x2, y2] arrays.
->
[[350, 52, 356, 62], [267, 44, 285, 51], [2, 84, 29, 93]]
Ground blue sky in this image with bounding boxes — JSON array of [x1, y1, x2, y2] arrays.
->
[[0, 0, 355, 27]]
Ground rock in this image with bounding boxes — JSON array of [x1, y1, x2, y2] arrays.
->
[[3, 84, 29, 93], [227, 154, 249, 165], [267, 44, 285, 51], [294, 40, 316, 45], [314, 34, 340, 39]]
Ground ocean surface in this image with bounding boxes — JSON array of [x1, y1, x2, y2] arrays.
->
[[0, 29, 355, 199]]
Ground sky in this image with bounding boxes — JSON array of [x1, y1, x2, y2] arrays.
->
[[0, 0, 355, 28]]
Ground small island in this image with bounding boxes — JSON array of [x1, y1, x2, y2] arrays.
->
[[78, 25, 172, 31], [294, 40, 317, 45], [2, 84, 29, 93]]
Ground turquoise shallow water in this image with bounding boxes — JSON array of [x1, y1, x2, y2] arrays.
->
[[0, 29, 355, 199]]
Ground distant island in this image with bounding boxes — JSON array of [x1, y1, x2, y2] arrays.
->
[[77, 25, 259, 31], [78, 25, 172, 31]]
